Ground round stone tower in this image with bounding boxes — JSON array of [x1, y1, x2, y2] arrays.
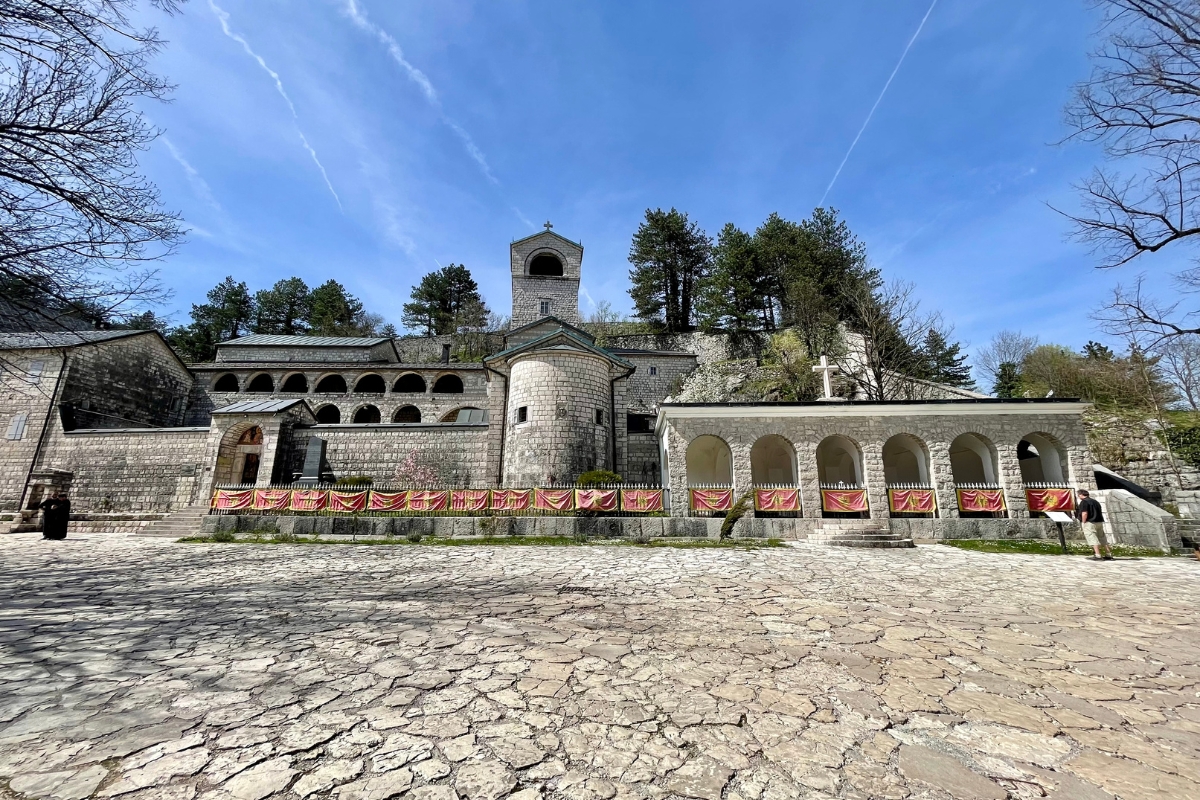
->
[[502, 349, 612, 486]]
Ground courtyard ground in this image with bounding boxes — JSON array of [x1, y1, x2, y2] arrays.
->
[[1, 535, 1198, 800]]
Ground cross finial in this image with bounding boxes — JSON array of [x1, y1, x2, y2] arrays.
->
[[811, 355, 839, 400], [544, 220, 553, 230]]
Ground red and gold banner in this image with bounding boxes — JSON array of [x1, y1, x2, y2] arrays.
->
[[755, 488, 800, 512], [408, 490, 449, 512], [330, 490, 368, 513], [821, 488, 868, 513], [368, 491, 408, 511], [1025, 488, 1075, 513], [490, 489, 531, 511], [212, 489, 254, 510], [888, 488, 936, 514], [956, 488, 1005, 513], [576, 488, 618, 512], [690, 488, 733, 512], [290, 489, 328, 512], [451, 489, 489, 511], [253, 489, 291, 511], [621, 489, 664, 512], [534, 489, 574, 512]]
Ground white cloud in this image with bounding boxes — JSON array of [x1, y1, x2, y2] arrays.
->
[[163, 136, 222, 213]]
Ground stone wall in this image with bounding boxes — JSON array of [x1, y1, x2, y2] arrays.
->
[[600, 331, 762, 365], [510, 232, 582, 326], [0, 351, 65, 511], [1084, 410, 1199, 499], [214, 340, 396, 363], [58, 332, 192, 430], [617, 352, 698, 412], [1096, 488, 1181, 551], [284, 424, 492, 487]]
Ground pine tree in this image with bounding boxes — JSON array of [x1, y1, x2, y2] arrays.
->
[[918, 328, 975, 388], [253, 278, 311, 335], [167, 276, 254, 361], [695, 224, 766, 332], [401, 265, 488, 336], [309, 280, 371, 336], [994, 362, 1023, 398], [628, 208, 711, 332]]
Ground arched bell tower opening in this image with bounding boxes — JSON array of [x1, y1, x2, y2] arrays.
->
[[510, 228, 583, 326]]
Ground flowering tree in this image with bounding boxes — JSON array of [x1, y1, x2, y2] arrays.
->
[[393, 450, 441, 487]]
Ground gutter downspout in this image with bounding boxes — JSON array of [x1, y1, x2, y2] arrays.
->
[[483, 358, 508, 487], [610, 363, 635, 476], [17, 351, 69, 516]]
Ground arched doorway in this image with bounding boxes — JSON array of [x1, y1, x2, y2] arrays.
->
[[393, 405, 421, 423], [686, 435, 733, 486], [949, 432, 998, 484], [315, 405, 341, 424], [213, 373, 239, 392], [314, 374, 348, 394], [433, 374, 464, 394], [354, 374, 386, 394], [882, 433, 930, 485], [816, 435, 862, 486], [394, 373, 426, 393], [750, 435, 797, 485], [1018, 432, 1068, 484], [280, 373, 308, 393], [353, 405, 381, 424], [245, 373, 274, 393], [215, 425, 263, 485]]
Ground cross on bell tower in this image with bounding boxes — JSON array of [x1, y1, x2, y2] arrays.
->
[[544, 220, 553, 230]]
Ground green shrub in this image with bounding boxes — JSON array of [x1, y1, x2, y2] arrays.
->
[[210, 530, 236, 542], [335, 475, 374, 486], [406, 531, 424, 543], [272, 531, 297, 543], [1161, 426, 1200, 468], [720, 492, 753, 540], [576, 470, 623, 487]]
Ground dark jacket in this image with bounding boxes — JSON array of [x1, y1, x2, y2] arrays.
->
[[1076, 496, 1103, 524], [39, 498, 70, 540]]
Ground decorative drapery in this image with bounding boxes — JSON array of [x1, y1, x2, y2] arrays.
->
[[408, 490, 449, 512], [754, 488, 800, 512], [956, 488, 1005, 513], [576, 488, 618, 512], [329, 491, 368, 513], [821, 488, 868, 513], [252, 489, 290, 511], [212, 489, 254, 510], [534, 489, 574, 512], [690, 488, 733, 512], [368, 491, 408, 511], [621, 489, 664, 512], [452, 490, 490, 512], [887, 488, 936, 514], [290, 489, 328, 512], [1025, 488, 1075, 513], [490, 489, 531, 511]]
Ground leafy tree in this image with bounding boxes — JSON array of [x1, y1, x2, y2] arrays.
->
[[695, 224, 766, 332], [401, 264, 488, 336], [994, 361, 1023, 398], [917, 328, 974, 388], [976, 330, 1039, 390], [120, 310, 169, 333], [627, 208, 711, 332], [252, 278, 311, 335], [167, 276, 254, 361], [380, 323, 398, 338]]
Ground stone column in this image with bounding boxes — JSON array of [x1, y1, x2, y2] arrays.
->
[[862, 439, 888, 519], [730, 438, 753, 504], [998, 443, 1027, 518], [928, 440, 959, 518], [798, 443, 822, 519], [664, 426, 689, 517]]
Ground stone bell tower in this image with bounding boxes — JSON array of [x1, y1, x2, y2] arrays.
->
[[510, 224, 582, 327]]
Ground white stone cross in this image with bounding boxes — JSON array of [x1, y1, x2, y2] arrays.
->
[[812, 355, 839, 400]]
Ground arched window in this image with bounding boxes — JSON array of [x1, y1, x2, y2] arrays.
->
[[950, 432, 998, 484], [394, 373, 426, 393], [355, 374, 386, 394], [432, 374, 464, 394], [440, 407, 486, 423], [237, 426, 263, 445], [393, 405, 421, 423], [882, 434, 931, 485], [686, 435, 733, 486], [1018, 432, 1068, 484], [528, 253, 564, 276], [280, 373, 308, 393], [314, 374, 348, 394], [815, 435, 863, 486], [353, 405, 381, 424], [750, 435, 797, 485], [213, 373, 239, 392], [245, 373, 274, 393], [315, 405, 341, 424]]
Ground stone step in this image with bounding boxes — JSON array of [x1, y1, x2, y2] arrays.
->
[[136, 506, 210, 538]]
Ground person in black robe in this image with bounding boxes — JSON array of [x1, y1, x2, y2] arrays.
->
[[39, 492, 70, 540]]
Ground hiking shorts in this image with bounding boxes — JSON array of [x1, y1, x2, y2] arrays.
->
[[1081, 521, 1108, 548]]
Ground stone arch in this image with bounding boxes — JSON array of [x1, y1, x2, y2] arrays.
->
[[393, 405, 421, 423], [882, 433, 931, 485], [440, 406, 485, 423], [214, 423, 263, 485], [354, 373, 386, 394], [314, 404, 341, 424], [527, 250, 565, 277], [686, 435, 733, 486], [314, 374, 348, 394], [949, 432, 999, 484], [1018, 431, 1069, 484], [750, 434, 797, 485], [816, 434, 863, 485], [353, 404, 381, 424], [280, 373, 308, 393], [394, 373, 426, 393], [432, 374, 464, 394], [213, 373, 239, 392], [245, 373, 274, 393]]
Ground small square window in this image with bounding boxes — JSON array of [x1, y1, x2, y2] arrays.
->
[[27, 361, 44, 384], [517, 406, 528, 423], [539, 300, 551, 315], [595, 408, 605, 425], [6, 412, 28, 440], [649, 366, 658, 376]]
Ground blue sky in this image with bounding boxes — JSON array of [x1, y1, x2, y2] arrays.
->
[[137, 0, 1184, 365]]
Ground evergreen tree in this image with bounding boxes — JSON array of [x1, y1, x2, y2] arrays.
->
[[695, 224, 766, 332], [253, 278, 311, 335], [167, 276, 254, 362], [309, 280, 377, 336], [994, 361, 1023, 398], [917, 328, 974, 388], [1083, 341, 1115, 361], [627, 208, 711, 332], [401, 265, 488, 336]]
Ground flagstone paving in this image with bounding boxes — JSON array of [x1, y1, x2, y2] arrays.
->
[[1, 534, 1199, 800]]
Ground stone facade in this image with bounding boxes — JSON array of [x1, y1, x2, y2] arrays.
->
[[510, 230, 582, 326], [285, 424, 491, 487]]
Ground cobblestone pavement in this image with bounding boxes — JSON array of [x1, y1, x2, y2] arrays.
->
[[2, 535, 1199, 800]]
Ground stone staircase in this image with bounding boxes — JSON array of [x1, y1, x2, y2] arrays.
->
[[135, 505, 211, 538], [805, 519, 915, 548]]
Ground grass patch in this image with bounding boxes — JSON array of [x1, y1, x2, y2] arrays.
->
[[940, 539, 1173, 557], [178, 535, 784, 549]]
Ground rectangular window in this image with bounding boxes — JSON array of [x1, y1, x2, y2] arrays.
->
[[627, 413, 654, 433], [27, 361, 44, 384], [6, 412, 28, 440], [595, 409, 605, 425], [649, 366, 658, 376], [517, 406, 528, 423], [539, 300, 551, 315]]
